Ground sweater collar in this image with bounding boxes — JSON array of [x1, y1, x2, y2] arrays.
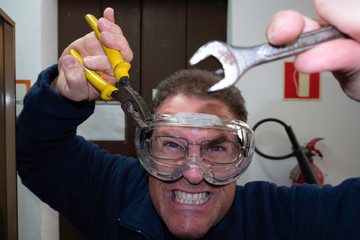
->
[[119, 192, 173, 239]]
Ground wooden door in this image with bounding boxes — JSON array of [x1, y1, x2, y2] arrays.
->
[[0, 8, 17, 240]]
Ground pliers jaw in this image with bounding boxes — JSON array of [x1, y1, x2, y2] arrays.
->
[[112, 77, 152, 128]]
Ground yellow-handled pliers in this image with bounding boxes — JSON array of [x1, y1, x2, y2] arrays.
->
[[70, 14, 151, 128]]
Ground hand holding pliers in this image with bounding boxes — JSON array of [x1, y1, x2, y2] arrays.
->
[[70, 14, 152, 128]]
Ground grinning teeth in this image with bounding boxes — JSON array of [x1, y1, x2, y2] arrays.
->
[[173, 190, 209, 205]]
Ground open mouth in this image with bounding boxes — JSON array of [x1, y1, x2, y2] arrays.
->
[[173, 190, 210, 205]]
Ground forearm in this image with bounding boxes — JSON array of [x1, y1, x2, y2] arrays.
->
[[16, 64, 95, 188]]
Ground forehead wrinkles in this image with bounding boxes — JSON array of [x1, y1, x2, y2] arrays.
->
[[153, 127, 235, 141]]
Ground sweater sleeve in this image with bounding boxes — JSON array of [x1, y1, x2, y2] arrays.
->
[[16, 65, 148, 238], [237, 179, 360, 239]]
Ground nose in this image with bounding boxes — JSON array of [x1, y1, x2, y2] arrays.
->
[[182, 145, 204, 184], [182, 168, 204, 184]]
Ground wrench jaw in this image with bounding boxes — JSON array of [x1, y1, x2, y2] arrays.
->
[[207, 63, 239, 92], [189, 41, 240, 93]]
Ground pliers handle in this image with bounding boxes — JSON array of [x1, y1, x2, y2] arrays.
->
[[69, 49, 117, 100], [85, 14, 131, 80], [69, 14, 152, 128]]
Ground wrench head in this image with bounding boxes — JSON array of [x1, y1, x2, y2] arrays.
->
[[189, 41, 239, 92]]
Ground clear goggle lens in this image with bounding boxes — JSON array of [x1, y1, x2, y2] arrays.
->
[[149, 136, 241, 164], [135, 113, 255, 185]]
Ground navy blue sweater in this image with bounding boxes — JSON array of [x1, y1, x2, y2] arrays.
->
[[16, 65, 360, 239]]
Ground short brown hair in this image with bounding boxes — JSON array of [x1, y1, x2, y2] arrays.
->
[[151, 69, 248, 122]]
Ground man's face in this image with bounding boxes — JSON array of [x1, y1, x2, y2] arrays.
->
[[149, 94, 237, 239]]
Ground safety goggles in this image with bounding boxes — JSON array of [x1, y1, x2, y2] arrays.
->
[[135, 113, 255, 185]]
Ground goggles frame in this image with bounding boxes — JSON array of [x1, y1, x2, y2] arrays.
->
[[135, 113, 255, 185]]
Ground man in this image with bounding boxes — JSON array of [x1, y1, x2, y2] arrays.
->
[[17, 0, 360, 239]]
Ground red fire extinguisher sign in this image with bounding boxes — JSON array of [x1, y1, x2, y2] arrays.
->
[[284, 62, 321, 100]]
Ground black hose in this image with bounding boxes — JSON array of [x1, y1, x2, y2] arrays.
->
[[253, 118, 294, 160], [253, 118, 320, 185]]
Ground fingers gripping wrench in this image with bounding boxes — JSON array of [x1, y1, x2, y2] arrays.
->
[[190, 26, 348, 92]]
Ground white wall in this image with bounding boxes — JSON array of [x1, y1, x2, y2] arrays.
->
[[1, 0, 359, 239], [0, 0, 58, 239], [228, 1, 360, 186]]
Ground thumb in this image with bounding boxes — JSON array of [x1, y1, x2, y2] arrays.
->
[[59, 55, 90, 101]]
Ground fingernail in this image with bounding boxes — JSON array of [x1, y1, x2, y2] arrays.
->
[[83, 57, 95, 69], [268, 13, 284, 41], [63, 56, 76, 68]]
